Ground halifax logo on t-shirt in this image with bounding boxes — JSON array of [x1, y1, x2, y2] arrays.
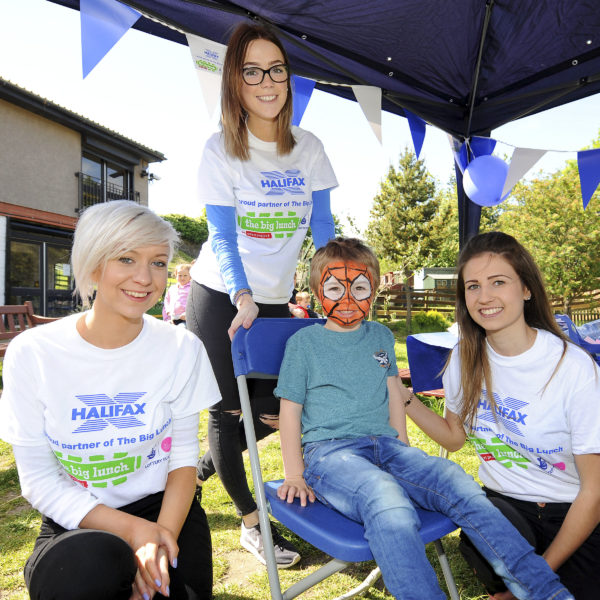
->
[[260, 169, 306, 196], [71, 392, 147, 433]]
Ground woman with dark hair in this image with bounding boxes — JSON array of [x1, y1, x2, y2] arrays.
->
[[187, 22, 337, 567], [406, 231, 600, 599]]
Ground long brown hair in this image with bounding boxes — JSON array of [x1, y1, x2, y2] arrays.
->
[[221, 23, 295, 160], [454, 231, 569, 429]]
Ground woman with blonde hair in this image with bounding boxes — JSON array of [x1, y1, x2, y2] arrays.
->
[[187, 22, 337, 567], [406, 231, 600, 599], [0, 200, 220, 600]]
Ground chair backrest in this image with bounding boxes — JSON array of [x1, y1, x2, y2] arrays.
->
[[232, 318, 325, 378]]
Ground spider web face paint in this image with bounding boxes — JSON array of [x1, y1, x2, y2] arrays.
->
[[318, 261, 374, 327]]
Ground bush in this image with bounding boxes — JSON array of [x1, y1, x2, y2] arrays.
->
[[161, 213, 208, 245], [412, 310, 452, 332]]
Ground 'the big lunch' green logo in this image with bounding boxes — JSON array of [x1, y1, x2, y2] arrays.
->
[[55, 450, 141, 488]]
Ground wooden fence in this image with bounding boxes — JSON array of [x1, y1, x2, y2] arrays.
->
[[374, 287, 600, 326]]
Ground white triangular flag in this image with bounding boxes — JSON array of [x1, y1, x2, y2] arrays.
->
[[502, 147, 547, 197], [351, 85, 382, 144], [186, 33, 227, 118]]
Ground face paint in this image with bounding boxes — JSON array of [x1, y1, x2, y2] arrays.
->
[[318, 261, 374, 327]]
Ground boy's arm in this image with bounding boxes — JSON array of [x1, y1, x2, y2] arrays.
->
[[277, 398, 315, 507], [388, 376, 410, 444]]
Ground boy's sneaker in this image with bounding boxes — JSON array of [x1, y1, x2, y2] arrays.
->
[[240, 520, 301, 569]]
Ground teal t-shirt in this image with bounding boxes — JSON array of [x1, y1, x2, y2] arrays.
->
[[274, 320, 399, 444]]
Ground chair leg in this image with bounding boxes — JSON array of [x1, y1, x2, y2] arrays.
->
[[330, 566, 382, 600], [237, 376, 284, 600], [434, 539, 460, 600]]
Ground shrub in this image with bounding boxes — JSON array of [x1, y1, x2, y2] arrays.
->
[[412, 310, 451, 332], [161, 213, 208, 245]]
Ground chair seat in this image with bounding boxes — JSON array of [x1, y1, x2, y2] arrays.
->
[[264, 480, 457, 563]]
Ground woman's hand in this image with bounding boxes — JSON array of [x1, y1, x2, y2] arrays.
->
[[125, 518, 178, 598], [278, 476, 315, 507], [228, 293, 259, 340]]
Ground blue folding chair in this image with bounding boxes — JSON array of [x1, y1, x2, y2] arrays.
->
[[233, 318, 460, 600], [555, 314, 600, 366]]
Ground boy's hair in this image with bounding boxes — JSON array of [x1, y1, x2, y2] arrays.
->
[[310, 237, 380, 296], [221, 23, 295, 161], [72, 200, 179, 308]]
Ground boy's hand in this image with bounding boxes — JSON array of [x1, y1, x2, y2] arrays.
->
[[277, 476, 315, 507]]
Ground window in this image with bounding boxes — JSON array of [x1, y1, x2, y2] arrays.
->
[[79, 154, 136, 210]]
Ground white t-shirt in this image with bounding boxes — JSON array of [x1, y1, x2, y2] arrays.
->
[[0, 313, 221, 528], [191, 127, 338, 303], [444, 329, 600, 503]]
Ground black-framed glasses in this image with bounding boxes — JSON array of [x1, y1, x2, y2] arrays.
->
[[242, 64, 289, 85]]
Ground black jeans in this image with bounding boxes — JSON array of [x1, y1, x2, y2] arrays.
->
[[187, 282, 289, 516], [459, 487, 600, 600], [25, 490, 212, 600]]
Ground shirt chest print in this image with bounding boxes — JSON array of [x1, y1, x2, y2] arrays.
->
[[373, 350, 390, 368]]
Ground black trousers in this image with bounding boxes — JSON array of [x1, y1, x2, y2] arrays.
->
[[25, 490, 212, 600], [459, 487, 600, 600], [187, 282, 289, 516]]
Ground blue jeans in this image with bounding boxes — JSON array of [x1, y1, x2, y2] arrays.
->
[[303, 436, 572, 600]]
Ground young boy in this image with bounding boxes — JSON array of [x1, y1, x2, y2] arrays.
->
[[274, 238, 573, 600]]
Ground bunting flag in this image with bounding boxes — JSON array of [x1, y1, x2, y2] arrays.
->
[[577, 148, 600, 209], [448, 135, 465, 173], [186, 34, 226, 118], [404, 109, 426, 158], [351, 85, 382, 143], [291, 75, 316, 126], [502, 148, 547, 197], [80, 0, 141, 78]]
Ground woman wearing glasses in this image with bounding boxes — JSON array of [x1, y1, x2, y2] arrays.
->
[[187, 23, 337, 567]]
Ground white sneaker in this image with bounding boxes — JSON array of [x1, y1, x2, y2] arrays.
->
[[240, 521, 301, 569]]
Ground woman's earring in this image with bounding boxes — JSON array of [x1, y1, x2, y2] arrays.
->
[[525, 295, 532, 301]]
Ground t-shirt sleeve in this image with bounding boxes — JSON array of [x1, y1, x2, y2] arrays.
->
[[273, 333, 308, 405], [197, 134, 236, 208], [0, 333, 47, 446], [566, 358, 600, 455], [442, 348, 463, 416], [307, 133, 338, 192], [168, 334, 221, 417]]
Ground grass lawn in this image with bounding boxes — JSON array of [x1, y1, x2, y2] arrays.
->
[[0, 327, 489, 600]]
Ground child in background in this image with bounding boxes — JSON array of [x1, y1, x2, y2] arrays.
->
[[295, 291, 319, 318], [275, 237, 573, 600], [163, 263, 192, 325]]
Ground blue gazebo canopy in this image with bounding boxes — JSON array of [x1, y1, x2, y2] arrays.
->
[[49, 0, 600, 241]]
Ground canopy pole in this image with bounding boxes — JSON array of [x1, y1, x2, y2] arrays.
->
[[464, 0, 494, 136]]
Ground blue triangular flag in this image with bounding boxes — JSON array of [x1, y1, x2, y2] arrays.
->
[[458, 136, 497, 170], [404, 109, 426, 159], [81, 0, 141, 78], [577, 148, 600, 209], [292, 75, 316, 126]]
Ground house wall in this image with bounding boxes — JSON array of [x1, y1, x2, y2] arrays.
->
[[0, 99, 81, 217]]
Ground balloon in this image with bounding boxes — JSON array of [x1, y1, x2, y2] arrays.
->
[[463, 155, 509, 206]]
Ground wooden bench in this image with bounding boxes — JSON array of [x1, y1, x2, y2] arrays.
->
[[0, 301, 59, 358]]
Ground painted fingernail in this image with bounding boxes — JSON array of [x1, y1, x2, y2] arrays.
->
[[155, 578, 162, 588], [172, 557, 178, 568], [166, 585, 170, 596], [143, 594, 150, 600]]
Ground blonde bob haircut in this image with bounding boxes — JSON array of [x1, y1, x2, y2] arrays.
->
[[310, 237, 380, 297], [221, 23, 296, 160], [72, 200, 179, 308]]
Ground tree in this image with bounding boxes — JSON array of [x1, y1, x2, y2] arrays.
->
[[366, 148, 439, 279], [498, 160, 600, 313], [428, 177, 502, 268], [295, 215, 344, 293]]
